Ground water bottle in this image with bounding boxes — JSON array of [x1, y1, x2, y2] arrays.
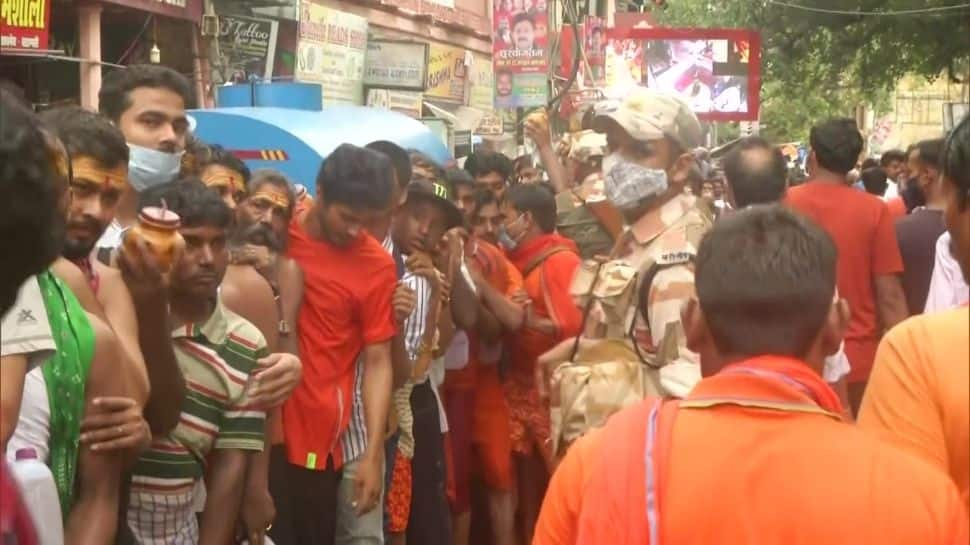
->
[[10, 448, 64, 545]]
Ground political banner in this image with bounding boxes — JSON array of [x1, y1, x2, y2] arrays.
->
[[1, 0, 50, 50], [296, 1, 369, 105], [492, 0, 549, 109], [217, 14, 279, 81], [585, 16, 606, 85], [364, 40, 428, 90]]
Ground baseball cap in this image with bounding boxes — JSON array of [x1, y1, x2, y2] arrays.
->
[[593, 87, 703, 150], [406, 177, 464, 231]]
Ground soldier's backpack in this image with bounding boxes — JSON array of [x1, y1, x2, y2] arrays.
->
[[555, 190, 624, 261], [549, 203, 712, 456]]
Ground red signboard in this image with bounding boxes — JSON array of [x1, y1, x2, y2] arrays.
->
[[627, 27, 762, 122], [1, 0, 51, 50]]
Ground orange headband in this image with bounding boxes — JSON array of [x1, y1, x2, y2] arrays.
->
[[71, 156, 128, 191], [250, 190, 290, 210]]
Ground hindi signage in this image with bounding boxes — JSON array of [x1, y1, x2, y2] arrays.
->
[[468, 54, 495, 111], [366, 88, 424, 118], [364, 40, 428, 90], [296, 1, 369, 105], [1, 0, 50, 50]]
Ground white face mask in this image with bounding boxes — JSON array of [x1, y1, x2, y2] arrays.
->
[[128, 144, 184, 192]]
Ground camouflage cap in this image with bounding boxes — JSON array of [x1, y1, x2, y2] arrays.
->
[[568, 131, 608, 163], [593, 87, 704, 150]]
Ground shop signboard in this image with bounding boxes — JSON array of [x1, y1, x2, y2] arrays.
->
[[425, 43, 467, 103], [98, 0, 203, 21], [218, 14, 279, 81], [468, 54, 495, 111], [366, 88, 424, 118], [476, 112, 503, 135], [1, 0, 50, 50], [492, 0, 549, 108], [364, 40, 428, 90], [296, 1, 369, 105]]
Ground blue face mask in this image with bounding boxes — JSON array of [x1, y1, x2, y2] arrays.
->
[[128, 144, 184, 192], [497, 214, 525, 251]]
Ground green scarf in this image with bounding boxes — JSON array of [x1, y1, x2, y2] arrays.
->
[[37, 270, 94, 520]]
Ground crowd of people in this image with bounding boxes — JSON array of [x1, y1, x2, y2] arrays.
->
[[0, 63, 967, 545]]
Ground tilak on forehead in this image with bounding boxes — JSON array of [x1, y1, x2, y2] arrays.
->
[[201, 165, 247, 193], [71, 156, 129, 191], [250, 187, 291, 210]]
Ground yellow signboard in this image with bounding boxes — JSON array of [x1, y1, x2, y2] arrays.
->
[[425, 42, 466, 103]]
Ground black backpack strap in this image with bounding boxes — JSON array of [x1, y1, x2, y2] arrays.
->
[[630, 258, 695, 369]]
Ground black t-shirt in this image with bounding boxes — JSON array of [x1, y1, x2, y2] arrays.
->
[[895, 208, 946, 314]]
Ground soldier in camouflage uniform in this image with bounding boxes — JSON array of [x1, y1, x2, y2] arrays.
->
[[571, 89, 714, 398], [555, 131, 618, 260]]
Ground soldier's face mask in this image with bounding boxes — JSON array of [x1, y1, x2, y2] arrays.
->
[[602, 151, 669, 211]]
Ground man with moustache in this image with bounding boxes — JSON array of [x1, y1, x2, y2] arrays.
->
[[38, 107, 155, 450], [222, 170, 304, 545], [128, 179, 268, 544]]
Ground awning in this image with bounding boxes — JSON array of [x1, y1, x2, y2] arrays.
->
[[0, 49, 126, 68], [423, 100, 489, 133]]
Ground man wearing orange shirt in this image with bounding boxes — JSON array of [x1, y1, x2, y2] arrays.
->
[[786, 118, 908, 412], [500, 183, 583, 545], [270, 144, 397, 545], [534, 205, 968, 545], [860, 114, 970, 512], [453, 188, 526, 545]]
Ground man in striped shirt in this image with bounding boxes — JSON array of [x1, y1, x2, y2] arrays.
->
[[127, 180, 266, 545], [386, 177, 463, 545]]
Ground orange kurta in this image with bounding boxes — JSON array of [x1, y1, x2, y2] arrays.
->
[[859, 308, 970, 513], [534, 355, 968, 545], [506, 234, 582, 455]]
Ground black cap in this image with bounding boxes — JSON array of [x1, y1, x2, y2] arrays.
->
[[406, 177, 464, 231]]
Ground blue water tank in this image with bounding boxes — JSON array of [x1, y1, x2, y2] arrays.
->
[[216, 82, 322, 111]]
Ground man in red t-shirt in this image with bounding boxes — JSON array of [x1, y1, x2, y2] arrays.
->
[[270, 144, 398, 545], [786, 118, 908, 413]]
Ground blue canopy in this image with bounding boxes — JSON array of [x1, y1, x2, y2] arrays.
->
[[187, 106, 451, 194]]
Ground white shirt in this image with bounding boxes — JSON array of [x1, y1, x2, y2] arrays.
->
[[5, 369, 51, 463], [883, 181, 899, 201], [1, 276, 55, 368], [2, 276, 56, 466], [924, 232, 970, 313], [823, 344, 850, 383], [95, 219, 127, 250]]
